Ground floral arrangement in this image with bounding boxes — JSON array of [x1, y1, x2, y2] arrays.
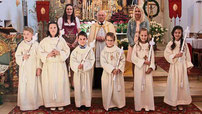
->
[[80, 21, 95, 33], [117, 38, 128, 50], [110, 11, 129, 33], [149, 21, 167, 43], [113, 21, 128, 33]]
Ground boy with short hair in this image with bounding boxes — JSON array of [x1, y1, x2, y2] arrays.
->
[[100, 32, 126, 111], [70, 31, 95, 110], [15, 27, 43, 111]]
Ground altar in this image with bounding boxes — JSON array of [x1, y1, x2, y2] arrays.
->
[[186, 38, 202, 67], [186, 38, 202, 49]]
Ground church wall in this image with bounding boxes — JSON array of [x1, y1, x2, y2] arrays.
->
[[149, 0, 172, 44]]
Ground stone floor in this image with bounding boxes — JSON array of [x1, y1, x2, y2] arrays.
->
[[1, 44, 202, 113]]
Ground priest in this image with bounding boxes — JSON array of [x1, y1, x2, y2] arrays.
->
[[88, 10, 116, 89]]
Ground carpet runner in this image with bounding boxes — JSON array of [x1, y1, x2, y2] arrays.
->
[[9, 102, 201, 114], [155, 57, 202, 75]]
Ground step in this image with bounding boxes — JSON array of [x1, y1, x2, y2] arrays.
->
[[3, 94, 202, 103], [124, 75, 200, 81], [3, 80, 202, 102]]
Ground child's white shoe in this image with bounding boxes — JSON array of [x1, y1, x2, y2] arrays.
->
[[171, 106, 177, 111], [145, 108, 149, 111], [177, 106, 183, 111], [58, 107, 64, 111], [50, 107, 56, 111]]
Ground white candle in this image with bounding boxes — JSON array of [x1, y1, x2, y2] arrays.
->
[[82, 1, 84, 19], [89, 1, 91, 19], [86, 2, 88, 19], [92, 2, 94, 19]]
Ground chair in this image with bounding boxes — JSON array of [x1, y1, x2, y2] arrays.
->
[[193, 49, 202, 67]]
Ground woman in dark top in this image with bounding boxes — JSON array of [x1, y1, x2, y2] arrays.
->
[[58, 4, 81, 89]]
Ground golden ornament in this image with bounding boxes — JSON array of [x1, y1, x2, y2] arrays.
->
[[10, 43, 17, 51], [0, 40, 9, 56], [16, 0, 20, 6], [173, 4, 178, 11], [110, 55, 114, 60], [41, 7, 46, 15]]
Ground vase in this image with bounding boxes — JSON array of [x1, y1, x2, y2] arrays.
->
[[122, 28, 127, 33], [117, 28, 121, 33], [0, 95, 3, 105]]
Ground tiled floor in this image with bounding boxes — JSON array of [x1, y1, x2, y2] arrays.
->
[[194, 102, 202, 111], [1, 44, 202, 113], [0, 102, 16, 114]]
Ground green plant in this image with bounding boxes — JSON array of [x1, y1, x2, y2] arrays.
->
[[80, 21, 94, 33], [122, 24, 127, 33], [114, 22, 128, 33], [149, 21, 167, 43], [117, 38, 128, 50]]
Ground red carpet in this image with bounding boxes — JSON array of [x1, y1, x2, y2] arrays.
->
[[156, 57, 202, 76], [155, 57, 170, 72], [9, 102, 201, 114]]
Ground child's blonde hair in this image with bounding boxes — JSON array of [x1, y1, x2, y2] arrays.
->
[[23, 27, 34, 34]]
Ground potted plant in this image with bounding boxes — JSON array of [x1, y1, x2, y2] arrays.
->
[[117, 38, 129, 50]]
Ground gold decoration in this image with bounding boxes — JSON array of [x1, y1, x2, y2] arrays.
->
[[0, 40, 9, 56], [41, 7, 46, 15], [10, 43, 17, 51], [16, 0, 20, 7], [144, 55, 148, 60], [110, 55, 114, 60], [12, 75, 19, 88], [160, 0, 164, 12], [173, 4, 178, 11], [56, 0, 62, 8], [114, 1, 122, 12]]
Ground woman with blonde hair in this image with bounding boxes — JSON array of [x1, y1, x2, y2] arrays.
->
[[127, 5, 150, 89]]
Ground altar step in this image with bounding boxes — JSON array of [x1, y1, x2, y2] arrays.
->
[[3, 94, 202, 103], [3, 79, 202, 102], [124, 75, 201, 81]]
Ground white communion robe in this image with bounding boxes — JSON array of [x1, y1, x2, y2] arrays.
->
[[38, 36, 71, 107], [100, 45, 126, 111], [164, 41, 193, 106], [15, 40, 43, 111], [70, 46, 95, 107], [131, 42, 155, 111]]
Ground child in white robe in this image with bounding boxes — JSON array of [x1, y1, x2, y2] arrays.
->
[[70, 31, 95, 110], [15, 27, 43, 111], [131, 28, 155, 111], [100, 32, 126, 111], [38, 22, 71, 111], [164, 26, 193, 111]]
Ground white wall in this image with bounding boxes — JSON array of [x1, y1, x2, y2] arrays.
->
[[0, 0, 24, 32], [175, 0, 200, 33]]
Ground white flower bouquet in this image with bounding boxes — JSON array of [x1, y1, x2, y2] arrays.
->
[[149, 21, 167, 43], [80, 21, 95, 33], [117, 38, 129, 50]]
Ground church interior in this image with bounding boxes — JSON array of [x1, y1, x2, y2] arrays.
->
[[0, 0, 202, 113]]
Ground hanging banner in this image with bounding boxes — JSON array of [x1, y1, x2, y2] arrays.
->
[[168, 0, 182, 19], [36, 1, 50, 22]]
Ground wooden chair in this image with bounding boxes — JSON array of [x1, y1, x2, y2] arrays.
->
[[193, 49, 202, 67]]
